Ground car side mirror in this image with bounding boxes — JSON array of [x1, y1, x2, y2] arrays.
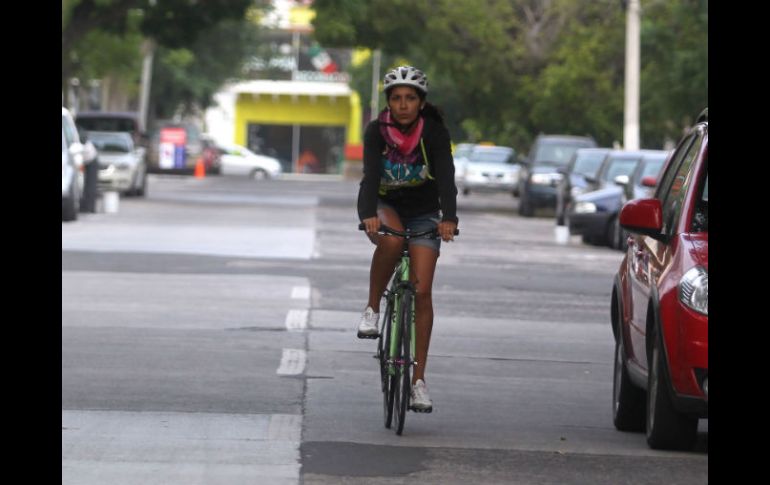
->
[[641, 175, 657, 188], [619, 198, 665, 239], [614, 175, 630, 186]]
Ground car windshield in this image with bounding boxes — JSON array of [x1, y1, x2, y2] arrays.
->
[[89, 134, 131, 153], [602, 158, 639, 182], [534, 143, 590, 166], [468, 149, 513, 164], [454, 144, 475, 159], [77, 118, 136, 133], [572, 153, 605, 177]]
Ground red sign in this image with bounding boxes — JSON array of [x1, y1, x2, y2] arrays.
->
[[160, 127, 187, 145]]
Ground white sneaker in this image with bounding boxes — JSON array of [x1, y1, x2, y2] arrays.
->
[[356, 306, 379, 339], [410, 379, 433, 412]]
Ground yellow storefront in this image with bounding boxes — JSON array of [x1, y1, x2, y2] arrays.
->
[[228, 80, 361, 174]]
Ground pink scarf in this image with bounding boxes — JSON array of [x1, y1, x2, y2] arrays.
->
[[383, 110, 424, 156]]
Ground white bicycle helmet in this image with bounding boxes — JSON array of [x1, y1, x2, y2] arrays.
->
[[383, 66, 428, 94]]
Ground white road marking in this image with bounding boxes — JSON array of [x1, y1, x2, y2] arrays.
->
[[276, 349, 307, 376], [284, 309, 308, 331], [291, 286, 310, 300], [62, 410, 302, 485]]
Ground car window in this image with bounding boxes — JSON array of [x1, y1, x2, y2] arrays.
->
[[468, 149, 513, 164], [454, 144, 475, 159], [691, 171, 708, 233], [660, 129, 705, 235], [572, 153, 605, 177], [77, 117, 137, 133], [655, 133, 696, 201], [602, 158, 639, 182], [534, 144, 586, 165], [638, 158, 666, 182]]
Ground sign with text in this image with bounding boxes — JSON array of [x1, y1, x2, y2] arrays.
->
[[159, 127, 187, 169]]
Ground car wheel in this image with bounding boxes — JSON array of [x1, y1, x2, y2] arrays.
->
[[518, 191, 534, 217], [462, 187, 470, 196], [135, 170, 148, 197], [608, 216, 620, 249], [251, 169, 268, 180], [646, 324, 698, 450], [613, 330, 646, 431]]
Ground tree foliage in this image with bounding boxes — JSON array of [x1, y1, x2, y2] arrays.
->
[[312, 0, 707, 150], [62, 0, 267, 122]]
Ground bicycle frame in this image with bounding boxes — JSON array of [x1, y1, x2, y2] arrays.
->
[[387, 255, 416, 376]]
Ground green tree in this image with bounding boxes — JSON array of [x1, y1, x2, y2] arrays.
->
[[62, 1, 269, 124], [312, 0, 707, 152], [639, 0, 708, 147], [149, 16, 263, 119]]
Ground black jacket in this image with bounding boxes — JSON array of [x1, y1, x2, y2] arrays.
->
[[357, 116, 458, 223]]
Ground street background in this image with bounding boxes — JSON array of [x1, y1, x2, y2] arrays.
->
[[61, 174, 707, 484]]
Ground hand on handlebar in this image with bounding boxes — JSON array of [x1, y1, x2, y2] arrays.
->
[[362, 216, 380, 235], [438, 221, 457, 242]]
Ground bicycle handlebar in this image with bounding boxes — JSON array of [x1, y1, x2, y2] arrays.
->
[[358, 223, 459, 238]]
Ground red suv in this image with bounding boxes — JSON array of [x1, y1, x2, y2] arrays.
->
[[610, 108, 708, 450]]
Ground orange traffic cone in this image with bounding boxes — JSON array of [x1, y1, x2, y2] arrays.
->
[[194, 157, 206, 179]]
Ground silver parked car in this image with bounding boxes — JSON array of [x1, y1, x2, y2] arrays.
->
[[217, 142, 283, 179], [62, 107, 84, 221], [459, 145, 519, 196], [88, 131, 148, 196], [452, 142, 476, 186]]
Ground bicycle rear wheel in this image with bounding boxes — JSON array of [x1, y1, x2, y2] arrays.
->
[[394, 290, 413, 435], [379, 295, 395, 428]]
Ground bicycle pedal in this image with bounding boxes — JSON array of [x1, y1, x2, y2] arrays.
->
[[357, 332, 379, 339]]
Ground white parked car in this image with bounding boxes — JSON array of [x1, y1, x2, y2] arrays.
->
[[88, 131, 148, 196], [452, 142, 476, 185], [62, 107, 84, 221], [459, 145, 520, 196], [217, 142, 283, 179]]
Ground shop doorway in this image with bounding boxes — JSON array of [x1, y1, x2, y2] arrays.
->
[[247, 123, 345, 174]]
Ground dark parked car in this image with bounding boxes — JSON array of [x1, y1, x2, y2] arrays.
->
[[555, 148, 611, 225], [517, 135, 597, 217], [75, 111, 146, 148], [611, 108, 707, 451], [567, 150, 668, 248], [612, 152, 669, 249]]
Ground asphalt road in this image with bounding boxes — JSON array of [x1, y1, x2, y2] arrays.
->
[[62, 174, 707, 484]]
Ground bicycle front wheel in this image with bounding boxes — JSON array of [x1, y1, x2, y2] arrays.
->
[[380, 296, 395, 429], [394, 290, 413, 436]]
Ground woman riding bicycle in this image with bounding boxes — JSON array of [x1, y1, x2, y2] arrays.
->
[[357, 65, 459, 412]]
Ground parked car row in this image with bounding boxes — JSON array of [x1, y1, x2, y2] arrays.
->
[[566, 149, 669, 249]]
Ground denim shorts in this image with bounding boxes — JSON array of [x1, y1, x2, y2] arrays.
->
[[377, 201, 441, 252]]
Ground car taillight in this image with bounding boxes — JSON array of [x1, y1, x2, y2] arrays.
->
[[679, 267, 708, 315]]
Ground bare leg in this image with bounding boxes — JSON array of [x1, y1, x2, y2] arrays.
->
[[409, 244, 439, 385], [366, 207, 404, 313]]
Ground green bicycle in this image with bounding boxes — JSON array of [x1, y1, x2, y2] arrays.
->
[[358, 223, 458, 435]]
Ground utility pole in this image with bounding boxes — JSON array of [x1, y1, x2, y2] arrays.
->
[[370, 49, 381, 121], [138, 38, 155, 134], [623, 0, 641, 150]]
